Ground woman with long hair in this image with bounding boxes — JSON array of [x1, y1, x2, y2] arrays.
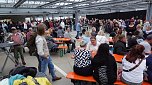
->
[[92, 43, 117, 85], [121, 44, 146, 85]]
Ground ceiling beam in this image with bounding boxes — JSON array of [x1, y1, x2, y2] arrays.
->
[[56, 0, 94, 8], [13, 0, 27, 8], [97, 2, 147, 10], [76, 0, 142, 9], [0, 8, 75, 15], [37, 0, 64, 8]]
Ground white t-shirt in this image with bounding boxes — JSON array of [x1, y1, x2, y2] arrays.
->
[[122, 56, 146, 83], [96, 35, 109, 44], [139, 41, 151, 54], [86, 42, 100, 51]]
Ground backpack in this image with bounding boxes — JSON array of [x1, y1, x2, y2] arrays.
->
[[12, 33, 24, 45], [26, 32, 37, 56]]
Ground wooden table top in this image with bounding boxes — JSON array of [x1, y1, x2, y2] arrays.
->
[[91, 52, 123, 63], [53, 38, 71, 41]]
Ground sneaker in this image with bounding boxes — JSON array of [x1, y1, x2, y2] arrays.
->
[[22, 61, 26, 65], [52, 77, 62, 81]]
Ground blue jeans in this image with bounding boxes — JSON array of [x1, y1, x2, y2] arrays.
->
[[76, 31, 80, 38], [39, 56, 56, 79]]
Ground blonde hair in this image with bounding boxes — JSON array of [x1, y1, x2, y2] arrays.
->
[[48, 28, 53, 34], [98, 30, 105, 36], [136, 24, 142, 29], [92, 27, 96, 32], [85, 31, 91, 37]]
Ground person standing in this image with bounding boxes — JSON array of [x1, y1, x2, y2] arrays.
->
[[35, 23, 61, 81], [10, 27, 26, 66], [60, 20, 65, 31], [75, 21, 82, 39]]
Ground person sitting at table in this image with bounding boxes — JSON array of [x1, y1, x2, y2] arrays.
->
[[113, 34, 128, 55], [96, 30, 109, 44], [86, 36, 100, 51], [121, 44, 146, 85], [45, 31, 58, 51], [82, 31, 91, 43], [57, 26, 64, 38], [91, 27, 97, 37], [92, 43, 117, 85], [128, 30, 144, 48], [10, 27, 26, 66], [73, 41, 93, 76], [64, 28, 75, 52], [139, 34, 152, 55], [146, 54, 152, 84], [26, 27, 33, 41]]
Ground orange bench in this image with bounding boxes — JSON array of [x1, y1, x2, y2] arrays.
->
[[57, 46, 68, 57], [66, 72, 151, 85], [91, 53, 124, 63], [53, 38, 71, 42], [55, 42, 64, 44]]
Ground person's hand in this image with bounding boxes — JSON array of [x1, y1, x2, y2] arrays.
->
[[44, 53, 49, 59]]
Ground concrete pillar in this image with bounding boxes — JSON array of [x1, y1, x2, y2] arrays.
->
[[52, 14, 54, 20], [43, 15, 46, 22], [146, 2, 152, 21]]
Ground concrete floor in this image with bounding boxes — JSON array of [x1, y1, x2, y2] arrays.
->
[[0, 49, 75, 85]]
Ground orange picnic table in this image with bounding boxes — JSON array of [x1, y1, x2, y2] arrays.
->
[[113, 54, 124, 63], [53, 38, 71, 42], [91, 52, 123, 63]]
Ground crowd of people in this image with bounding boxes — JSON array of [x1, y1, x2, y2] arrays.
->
[[0, 17, 152, 85], [73, 18, 152, 85]]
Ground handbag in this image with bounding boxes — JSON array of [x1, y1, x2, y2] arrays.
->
[[123, 59, 143, 72], [98, 66, 108, 84]]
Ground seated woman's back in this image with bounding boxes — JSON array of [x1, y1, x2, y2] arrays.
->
[[73, 41, 93, 76], [121, 45, 146, 84], [92, 43, 117, 85]]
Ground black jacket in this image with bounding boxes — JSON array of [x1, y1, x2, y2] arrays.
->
[[92, 54, 117, 85], [128, 36, 144, 48], [113, 40, 127, 55]]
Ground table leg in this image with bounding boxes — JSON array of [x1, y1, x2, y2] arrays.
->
[[4, 50, 15, 63], [1, 54, 9, 72], [0, 49, 16, 73], [63, 43, 66, 54]]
